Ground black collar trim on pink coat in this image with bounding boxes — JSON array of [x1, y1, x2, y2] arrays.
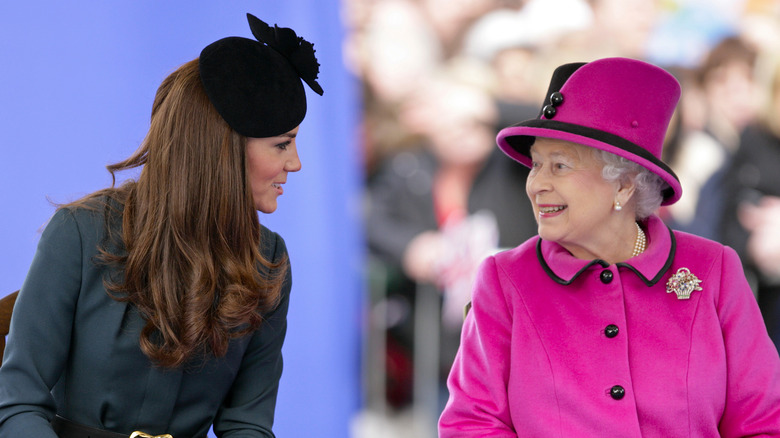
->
[[536, 224, 677, 287], [616, 230, 676, 286]]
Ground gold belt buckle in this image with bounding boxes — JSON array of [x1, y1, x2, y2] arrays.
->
[[129, 432, 173, 438]]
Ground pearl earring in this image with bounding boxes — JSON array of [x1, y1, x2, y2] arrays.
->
[[614, 200, 622, 211]]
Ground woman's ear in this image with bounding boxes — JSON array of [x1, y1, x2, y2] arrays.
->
[[615, 175, 638, 207]]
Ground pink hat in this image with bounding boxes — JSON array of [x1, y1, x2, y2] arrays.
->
[[497, 57, 682, 205]]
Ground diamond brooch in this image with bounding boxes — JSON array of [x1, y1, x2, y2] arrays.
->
[[666, 267, 702, 300]]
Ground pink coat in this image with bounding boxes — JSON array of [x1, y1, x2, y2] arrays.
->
[[439, 215, 780, 437]]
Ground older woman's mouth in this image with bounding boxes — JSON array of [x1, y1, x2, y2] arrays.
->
[[539, 205, 566, 214]]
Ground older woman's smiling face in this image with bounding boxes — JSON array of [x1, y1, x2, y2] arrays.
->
[[526, 138, 623, 260]]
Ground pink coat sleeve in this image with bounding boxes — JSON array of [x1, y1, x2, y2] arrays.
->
[[717, 246, 780, 436], [439, 256, 516, 437]]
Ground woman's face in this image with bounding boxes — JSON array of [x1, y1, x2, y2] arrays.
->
[[246, 126, 302, 213], [526, 138, 620, 259]]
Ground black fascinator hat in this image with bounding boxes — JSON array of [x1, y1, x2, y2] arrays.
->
[[199, 13, 324, 138]]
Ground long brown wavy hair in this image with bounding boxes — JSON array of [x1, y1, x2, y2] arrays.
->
[[64, 59, 287, 368]]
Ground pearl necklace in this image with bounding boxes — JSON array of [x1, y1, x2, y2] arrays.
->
[[632, 222, 646, 257]]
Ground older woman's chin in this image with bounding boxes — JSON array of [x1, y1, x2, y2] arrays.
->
[[536, 227, 560, 243]]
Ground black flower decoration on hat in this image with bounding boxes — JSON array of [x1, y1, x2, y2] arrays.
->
[[247, 13, 324, 96]]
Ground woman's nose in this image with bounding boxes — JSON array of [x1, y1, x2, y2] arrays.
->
[[286, 151, 302, 172], [526, 168, 551, 195]]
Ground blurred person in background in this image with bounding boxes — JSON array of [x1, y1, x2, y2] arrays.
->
[[344, 0, 443, 180], [416, 0, 517, 58], [719, 48, 780, 352], [365, 67, 537, 411], [344, 0, 531, 180], [460, 0, 591, 129], [440, 57, 780, 436], [552, 0, 658, 61], [664, 36, 760, 239]]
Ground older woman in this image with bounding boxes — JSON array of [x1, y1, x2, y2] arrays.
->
[[439, 57, 780, 437]]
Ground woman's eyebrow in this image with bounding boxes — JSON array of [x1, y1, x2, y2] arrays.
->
[[531, 150, 574, 159]]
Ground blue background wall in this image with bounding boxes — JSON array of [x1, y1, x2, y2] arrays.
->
[[0, 1, 363, 436]]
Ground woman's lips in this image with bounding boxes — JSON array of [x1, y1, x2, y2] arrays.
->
[[538, 204, 566, 217]]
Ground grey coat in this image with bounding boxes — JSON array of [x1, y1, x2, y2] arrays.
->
[[0, 204, 291, 437]]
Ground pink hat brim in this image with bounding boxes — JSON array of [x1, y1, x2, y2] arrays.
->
[[497, 125, 682, 206]]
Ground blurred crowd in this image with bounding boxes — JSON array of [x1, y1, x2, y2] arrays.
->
[[344, 0, 780, 435]]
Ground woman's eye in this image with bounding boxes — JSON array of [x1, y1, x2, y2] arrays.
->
[[276, 141, 291, 150]]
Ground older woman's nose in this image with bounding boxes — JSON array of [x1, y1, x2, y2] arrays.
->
[[527, 167, 552, 194]]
